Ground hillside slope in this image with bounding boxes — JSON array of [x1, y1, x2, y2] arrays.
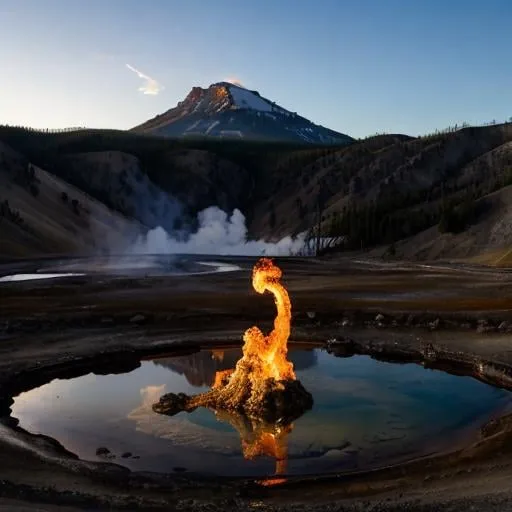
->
[[371, 185, 512, 264], [251, 124, 512, 247], [0, 141, 140, 257]]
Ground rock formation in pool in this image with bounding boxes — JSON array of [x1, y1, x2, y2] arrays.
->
[[153, 257, 313, 425]]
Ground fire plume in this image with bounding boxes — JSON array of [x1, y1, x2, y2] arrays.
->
[[152, 258, 313, 479], [230, 258, 295, 385]]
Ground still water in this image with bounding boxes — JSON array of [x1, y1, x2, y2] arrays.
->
[[11, 347, 509, 477]]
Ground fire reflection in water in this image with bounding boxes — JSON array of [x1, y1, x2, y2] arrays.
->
[[215, 410, 291, 484]]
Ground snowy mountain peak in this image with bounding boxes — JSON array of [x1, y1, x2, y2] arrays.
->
[[176, 82, 283, 115], [210, 82, 285, 114], [132, 83, 353, 145]]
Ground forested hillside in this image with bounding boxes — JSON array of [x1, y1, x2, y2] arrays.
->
[[1, 122, 511, 261]]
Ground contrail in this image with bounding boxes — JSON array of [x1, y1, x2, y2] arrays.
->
[[126, 64, 164, 95]]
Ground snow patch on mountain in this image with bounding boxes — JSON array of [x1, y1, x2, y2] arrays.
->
[[205, 120, 221, 134], [228, 85, 273, 112]]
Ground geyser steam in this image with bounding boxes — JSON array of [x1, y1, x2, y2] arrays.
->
[[130, 206, 307, 256]]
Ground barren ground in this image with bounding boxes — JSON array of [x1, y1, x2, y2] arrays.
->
[[0, 256, 512, 511]]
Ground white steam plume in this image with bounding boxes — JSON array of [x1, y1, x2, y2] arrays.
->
[[126, 64, 164, 95], [130, 206, 307, 256], [224, 77, 245, 88]]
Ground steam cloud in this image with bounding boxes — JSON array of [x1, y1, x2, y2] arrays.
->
[[130, 206, 307, 256], [224, 77, 245, 88], [126, 64, 164, 95]]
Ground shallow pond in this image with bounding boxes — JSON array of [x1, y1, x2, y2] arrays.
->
[[11, 347, 509, 478], [0, 255, 243, 282]]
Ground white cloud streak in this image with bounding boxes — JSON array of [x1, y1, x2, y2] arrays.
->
[[126, 64, 164, 95]]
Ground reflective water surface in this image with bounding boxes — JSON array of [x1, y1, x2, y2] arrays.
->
[[0, 256, 242, 283], [11, 348, 509, 477], [0, 273, 85, 282]]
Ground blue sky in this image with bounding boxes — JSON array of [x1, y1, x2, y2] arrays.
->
[[0, 0, 510, 138]]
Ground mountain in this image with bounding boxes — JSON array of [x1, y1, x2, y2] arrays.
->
[[131, 82, 353, 145]]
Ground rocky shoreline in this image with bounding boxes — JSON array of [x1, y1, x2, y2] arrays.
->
[[2, 307, 511, 343]]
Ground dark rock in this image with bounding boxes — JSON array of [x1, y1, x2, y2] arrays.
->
[[327, 338, 355, 358], [258, 379, 313, 423], [153, 378, 313, 426], [153, 392, 194, 416], [476, 319, 489, 333], [421, 342, 437, 360], [429, 318, 441, 331], [96, 447, 110, 456], [121, 452, 132, 458]]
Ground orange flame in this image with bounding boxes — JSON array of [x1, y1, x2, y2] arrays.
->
[[237, 257, 295, 383]]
